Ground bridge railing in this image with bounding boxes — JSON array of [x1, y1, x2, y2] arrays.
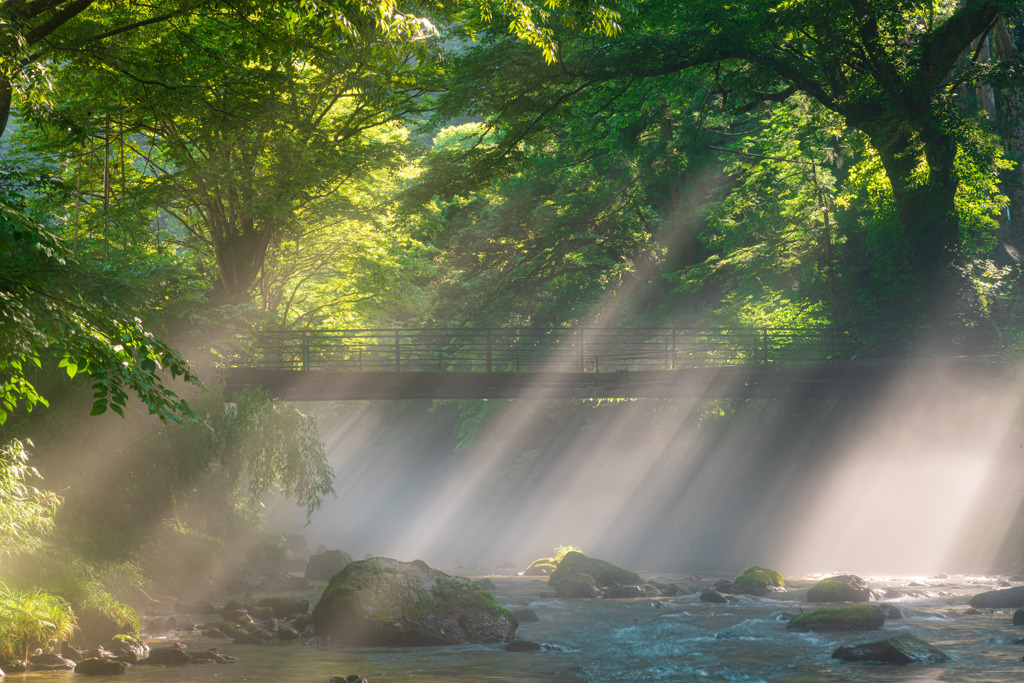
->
[[229, 327, 850, 373]]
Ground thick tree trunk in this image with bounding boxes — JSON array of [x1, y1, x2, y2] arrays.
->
[[0, 77, 12, 138], [864, 118, 960, 277]]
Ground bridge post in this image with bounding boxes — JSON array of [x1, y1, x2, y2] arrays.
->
[[577, 329, 585, 372], [301, 331, 310, 371], [394, 330, 400, 371], [486, 330, 493, 372], [762, 328, 770, 364]]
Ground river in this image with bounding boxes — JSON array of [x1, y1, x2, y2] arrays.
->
[[7, 569, 1024, 682]]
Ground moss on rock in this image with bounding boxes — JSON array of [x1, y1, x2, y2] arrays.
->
[[732, 566, 785, 596], [311, 557, 516, 646], [522, 557, 558, 576], [549, 552, 642, 588], [807, 576, 871, 603]]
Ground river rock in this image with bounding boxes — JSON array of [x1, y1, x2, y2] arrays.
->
[[553, 574, 601, 598], [877, 604, 903, 620], [505, 639, 542, 651], [832, 633, 949, 664], [27, 653, 75, 670], [700, 589, 730, 603], [74, 657, 128, 675], [305, 550, 353, 581], [175, 599, 217, 614], [1013, 609, 1024, 625], [258, 597, 309, 618], [968, 585, 1024, 608], [311, 557, 517, 646], [604, 585, 645, 599], [258, 571, 311, 591], [730, 566, 785, 596], [328, 676, 368, 683], [548, 551, 643, 598], [107, 635, 148, 663], [787, 604, 886, 631], [514, 609, 539, 622], [807, 575, 871, 603], [141, 644, 192, 666], [189, 649, 237, 663]]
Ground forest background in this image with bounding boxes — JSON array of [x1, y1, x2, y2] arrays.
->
[[3, 0, 1024, 659]]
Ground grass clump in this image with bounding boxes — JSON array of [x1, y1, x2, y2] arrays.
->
[[0, 584, 75, 660]]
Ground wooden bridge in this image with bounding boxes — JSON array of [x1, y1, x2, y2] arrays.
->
[[223, 326, 992, 400]]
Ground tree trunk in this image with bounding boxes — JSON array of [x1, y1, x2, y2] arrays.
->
[[0, 77, 12, 139]]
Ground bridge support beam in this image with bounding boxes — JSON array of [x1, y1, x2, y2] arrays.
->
[[223, 362, 944, 401]]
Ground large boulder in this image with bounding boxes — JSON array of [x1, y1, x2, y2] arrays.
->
[[788, 604, 886, 631], [72, 599, 140, 649], [968, 585, 1024, 608], [832, 633, 949, 664], [311, 557, 517, 646], [305, 550, 353, 582], [807, 575, 872, 603], [549, 552, 641, 593], [730, 566, 785, 596]]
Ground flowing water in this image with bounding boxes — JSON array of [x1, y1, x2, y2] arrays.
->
[[8, 570, 1024, 683]]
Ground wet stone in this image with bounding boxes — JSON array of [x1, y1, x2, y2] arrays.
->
[[833, 633, 950, 665]]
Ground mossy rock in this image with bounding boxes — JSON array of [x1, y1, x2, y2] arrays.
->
[[549, 551, 642, 589], [311, 557, 517, 646], [732, 565, 785, 596], [807, 576, 871, 603], [787, 604, 886, 631]]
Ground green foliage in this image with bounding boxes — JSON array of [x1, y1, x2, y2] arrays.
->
[[196, 387, 335, 521], [0, 584, 75, 660], [0, 199, 198, 425], [0, 440, 60, 556]]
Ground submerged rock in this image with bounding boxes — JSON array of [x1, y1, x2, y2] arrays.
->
[[832, 633, 949, 664], [968, 586, 1024, 608], [514, 609, 539, 623], [807, 575, 872, 603], [27, 653, 75, 671], [141, 644, 192, 666], [787, 604, 886, 631], [699, 589, 730, 604], [311, 557, 517, 646], [74, 658, 128, 675], [731, 566, 785, 596]]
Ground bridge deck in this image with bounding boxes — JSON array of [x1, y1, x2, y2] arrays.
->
[[224, 327, 998, 400]]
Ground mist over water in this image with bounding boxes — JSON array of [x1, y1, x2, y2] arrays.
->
[[276, 362, 1024, 577]]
